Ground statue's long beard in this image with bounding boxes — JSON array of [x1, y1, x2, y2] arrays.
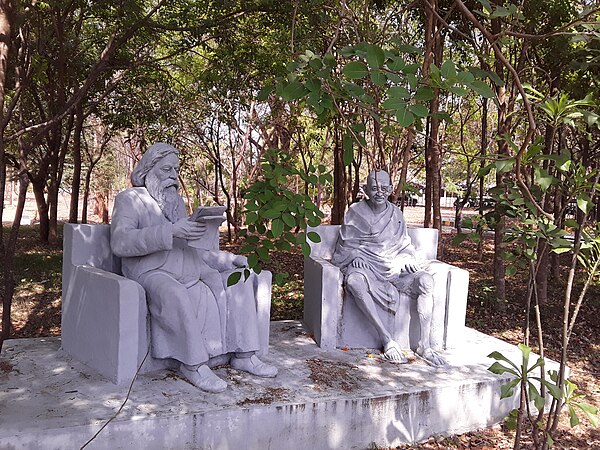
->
[[146, 172, 180, 223]]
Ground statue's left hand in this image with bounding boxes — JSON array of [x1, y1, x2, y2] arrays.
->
[[402, 262, 422, 274], [232, 255, 248, 268]]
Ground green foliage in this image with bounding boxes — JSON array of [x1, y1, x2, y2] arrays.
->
[[488, 345, 599, 430], [263, 45, 501, 165], [235, 148, 330, 285]]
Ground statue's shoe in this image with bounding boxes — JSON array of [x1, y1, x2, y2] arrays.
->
[[230, 354, 278, 378], [179, 364, 227, 393]]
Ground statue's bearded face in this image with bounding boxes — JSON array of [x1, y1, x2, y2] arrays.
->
[[145, 153, 181, 223], [366, 171, 392, 205]]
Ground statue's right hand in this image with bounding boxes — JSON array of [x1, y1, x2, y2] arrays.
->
[[172, 218, 206, 240]]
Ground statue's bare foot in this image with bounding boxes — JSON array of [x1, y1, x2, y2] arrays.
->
[[416, 347, 447, 367], [231, 354, 278, 378], [179, 364, 227, 393], [383, 340, 407, 363]]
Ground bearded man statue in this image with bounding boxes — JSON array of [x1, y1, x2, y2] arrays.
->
[[110, 143, 277, 393]]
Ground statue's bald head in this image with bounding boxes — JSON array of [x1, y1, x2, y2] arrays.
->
[[131, 143, 179, 187], [366, 170, 391, 187]]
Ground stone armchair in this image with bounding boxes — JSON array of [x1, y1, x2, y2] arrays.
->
[[303, 225, 469, 352], [61, 223, 272, 384]]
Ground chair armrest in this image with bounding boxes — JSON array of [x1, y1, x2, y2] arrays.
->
[[426, 260, 469, 349], [303, 256, 344, 350], [61, 265, 148, 384]]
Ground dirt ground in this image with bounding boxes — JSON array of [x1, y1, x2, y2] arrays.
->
[[2, 205, 599, 449]]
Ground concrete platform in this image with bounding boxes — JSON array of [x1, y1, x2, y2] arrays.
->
[[0, 321, 546, 449]]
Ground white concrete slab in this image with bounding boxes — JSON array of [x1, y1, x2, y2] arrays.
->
[[0, 321, 553, 449]]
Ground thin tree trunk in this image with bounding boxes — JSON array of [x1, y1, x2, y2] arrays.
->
[[1, 174, 27, 351], [331, 122, 347, 225]]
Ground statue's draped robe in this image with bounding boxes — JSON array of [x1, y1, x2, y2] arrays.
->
[[332, 201, 417, 313], [111, 187, 259, 365]]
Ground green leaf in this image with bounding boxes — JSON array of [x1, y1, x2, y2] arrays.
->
[[275, 272, 288, 286], [370, 70, 387, 86], [388, 86, 410, 98], [282, 213, 296, 228], [409, 104, 429, 118], [395, 103, 415, 127], [528, 382, 545, 411], [471, 80, 495, 98], [366, 44, 385, 69], [257, 246, 270, 262], [573, 402, 599, 427], [453, 233, 468, 245], [271, 218, 284, 238], [505, 265, 517, 277], [441, 60, 457, 79], [387, 56, 406, 71], [258, 84, 274, 101], [343, 61, 369, 79], [534, 167, 556, 192], [495, 158, 515, 173], [456, 71, 475, 84], [504, 409, 519, 430], [262, 209, 280, 220], [382, 97, 407, 110], [307, 231, 321, 243], [227, 271, 242, 286], [488, 362, 519, 377], [540, 379, 563, 400], [281, 81, 309, 101], [488, 351, 520, 372], [414, 87, 434, 101], [500, 378, 521, 399], [577, 194, 594, 214], [301, 242, 311, 257], [569, 405, 581, 427]]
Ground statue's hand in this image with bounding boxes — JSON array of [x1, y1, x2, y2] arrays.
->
[[401, 261, 422, 274], [232, 255, 248, 268], [173, 218, 206, 240], [351, 257, 368, 269]]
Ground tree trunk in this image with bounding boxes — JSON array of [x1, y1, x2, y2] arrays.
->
[[491, 16, 507, 308], [31, 178, 50, 242], [422, 0, 443, 234], [1, 174, 27, 351], [331, 122, 347, 225]]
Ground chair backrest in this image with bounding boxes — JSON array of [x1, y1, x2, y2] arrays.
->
[[307, 224, 439, 260], [63, 223, 121, 273]]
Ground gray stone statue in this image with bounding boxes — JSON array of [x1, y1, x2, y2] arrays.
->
[[331, 170, 447, 366], [111, 143, 277, 393]]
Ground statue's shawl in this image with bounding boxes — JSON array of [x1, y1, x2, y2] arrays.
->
[[331, 200, 416, 313]]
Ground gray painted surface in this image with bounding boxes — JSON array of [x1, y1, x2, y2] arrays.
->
[[0, 321, 557, 449]]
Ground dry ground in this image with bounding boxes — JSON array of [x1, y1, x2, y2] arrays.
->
[[2, 207, 599, 449]]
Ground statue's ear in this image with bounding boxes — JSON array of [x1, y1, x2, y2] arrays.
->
[[362, 183, 367, 192]]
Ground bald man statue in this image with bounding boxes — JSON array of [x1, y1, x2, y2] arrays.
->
[[111, 143, 277, 393], [332, 170, 446, 366]]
